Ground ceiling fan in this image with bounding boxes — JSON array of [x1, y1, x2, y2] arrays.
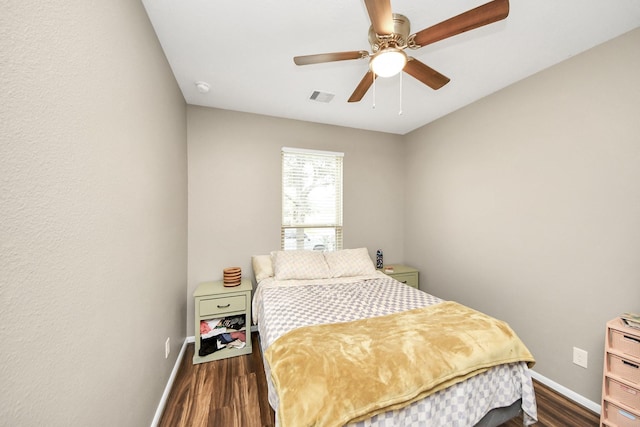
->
[[293, 0, 509, 102]]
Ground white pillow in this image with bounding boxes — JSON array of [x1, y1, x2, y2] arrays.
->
[[324, 248, 376, 278], [272, 250, 331, 280], [252, 255, 274, 282]]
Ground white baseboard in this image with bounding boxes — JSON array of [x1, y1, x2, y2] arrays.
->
[[530, 370, 601, 414], [150, 337, 190, 427]]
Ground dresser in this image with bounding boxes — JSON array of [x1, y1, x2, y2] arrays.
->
[[382, 264, 419, 289], [193, 279, 253, 364], [600, 318, 640, 426]]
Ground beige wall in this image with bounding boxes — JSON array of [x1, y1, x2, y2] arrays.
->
[[187, 106, 405, 335], [404, 28, 640, 403], [0, 1, 187, 426]]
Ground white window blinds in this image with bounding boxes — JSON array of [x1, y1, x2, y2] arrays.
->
[[281, 147, 343, 251]]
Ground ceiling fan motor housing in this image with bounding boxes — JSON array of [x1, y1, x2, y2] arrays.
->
[[368, 13, 410, 51]]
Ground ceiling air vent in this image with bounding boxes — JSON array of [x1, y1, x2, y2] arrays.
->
[[309, 91, 334, 103]]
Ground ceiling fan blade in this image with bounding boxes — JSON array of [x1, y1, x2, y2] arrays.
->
[[403, 58, 450, 90], [412, 0, 509, 47], [348, 70, 377, 103], [364, 0, 394, 35], [294, 51, 369, 66]]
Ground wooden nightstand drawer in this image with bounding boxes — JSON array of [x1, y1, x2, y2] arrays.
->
[[199, 295, 245, 317], [391, 272, 418, 288], [383, 265, 419, 289]]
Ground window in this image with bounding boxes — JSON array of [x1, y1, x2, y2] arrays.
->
[[281, 147, 343, 251]]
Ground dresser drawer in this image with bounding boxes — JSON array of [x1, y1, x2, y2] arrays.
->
[[199, 295, 245, 317], [611, 329, 640, 359], [606, 377, 640, 411], [609, 354, 640, 386], [603, 400, 640, 427]]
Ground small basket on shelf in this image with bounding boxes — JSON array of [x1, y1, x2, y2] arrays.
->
[[223, 267, 242, 287]]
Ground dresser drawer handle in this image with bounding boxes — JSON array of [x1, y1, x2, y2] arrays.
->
[[401, 281, 408, 284], [618, 408, 637, 421], [217, 303, 231, 309], [623, 360, 639, 369], [624, 334, 640, 344]]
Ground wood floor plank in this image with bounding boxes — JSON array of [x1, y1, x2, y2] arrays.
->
[[499, 380, 599, 427], [251, 334, 275, 427], [158, 344, 196, 427], [231, 372, 262, 426], [208, 405, 239, 427], [159, 333, 600, 427]]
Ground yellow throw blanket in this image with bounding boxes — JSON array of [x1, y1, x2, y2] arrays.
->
[[265, 301, 535, 427]]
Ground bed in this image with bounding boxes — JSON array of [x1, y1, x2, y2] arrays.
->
[[252, 248, 537, 427]]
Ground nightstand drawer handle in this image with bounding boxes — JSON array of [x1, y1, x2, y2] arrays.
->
[[622, 360, 639, 369], [217, 303, 231, 309], [401, 281, 408, 284]]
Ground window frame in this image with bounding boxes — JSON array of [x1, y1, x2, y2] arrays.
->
[[281, 147, 343, 251]]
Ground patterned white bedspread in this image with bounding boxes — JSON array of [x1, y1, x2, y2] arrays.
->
[[253, 272, 537, 427]]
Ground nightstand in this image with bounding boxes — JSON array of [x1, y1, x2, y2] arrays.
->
[[193, 279, 253, 364], [382, 265, 419, 289]]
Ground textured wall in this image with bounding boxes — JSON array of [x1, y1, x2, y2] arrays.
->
[[186, 106, 405, 335], [404, 28, 640, 404], [0, 1, 187, 425]]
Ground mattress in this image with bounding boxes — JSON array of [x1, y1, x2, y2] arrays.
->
[[253, 272, 537, 426]]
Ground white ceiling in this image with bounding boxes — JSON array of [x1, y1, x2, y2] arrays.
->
[[142, 0, 640, 135]]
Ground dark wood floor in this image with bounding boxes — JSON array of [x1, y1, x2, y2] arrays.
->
[[159, 333, 273, 427], [499, 380, 600, 427], [159, 333, 600, 427]]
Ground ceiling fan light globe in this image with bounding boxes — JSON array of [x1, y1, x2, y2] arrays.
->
[[370, 48, 407, 78]]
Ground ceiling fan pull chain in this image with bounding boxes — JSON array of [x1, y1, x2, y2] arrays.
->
[[398, 72, 403, 115], [372, 72, 376, 109]]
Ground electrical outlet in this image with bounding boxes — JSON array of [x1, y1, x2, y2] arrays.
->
[[573, 347, 588, 368], [165, 337, 170, 359]]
